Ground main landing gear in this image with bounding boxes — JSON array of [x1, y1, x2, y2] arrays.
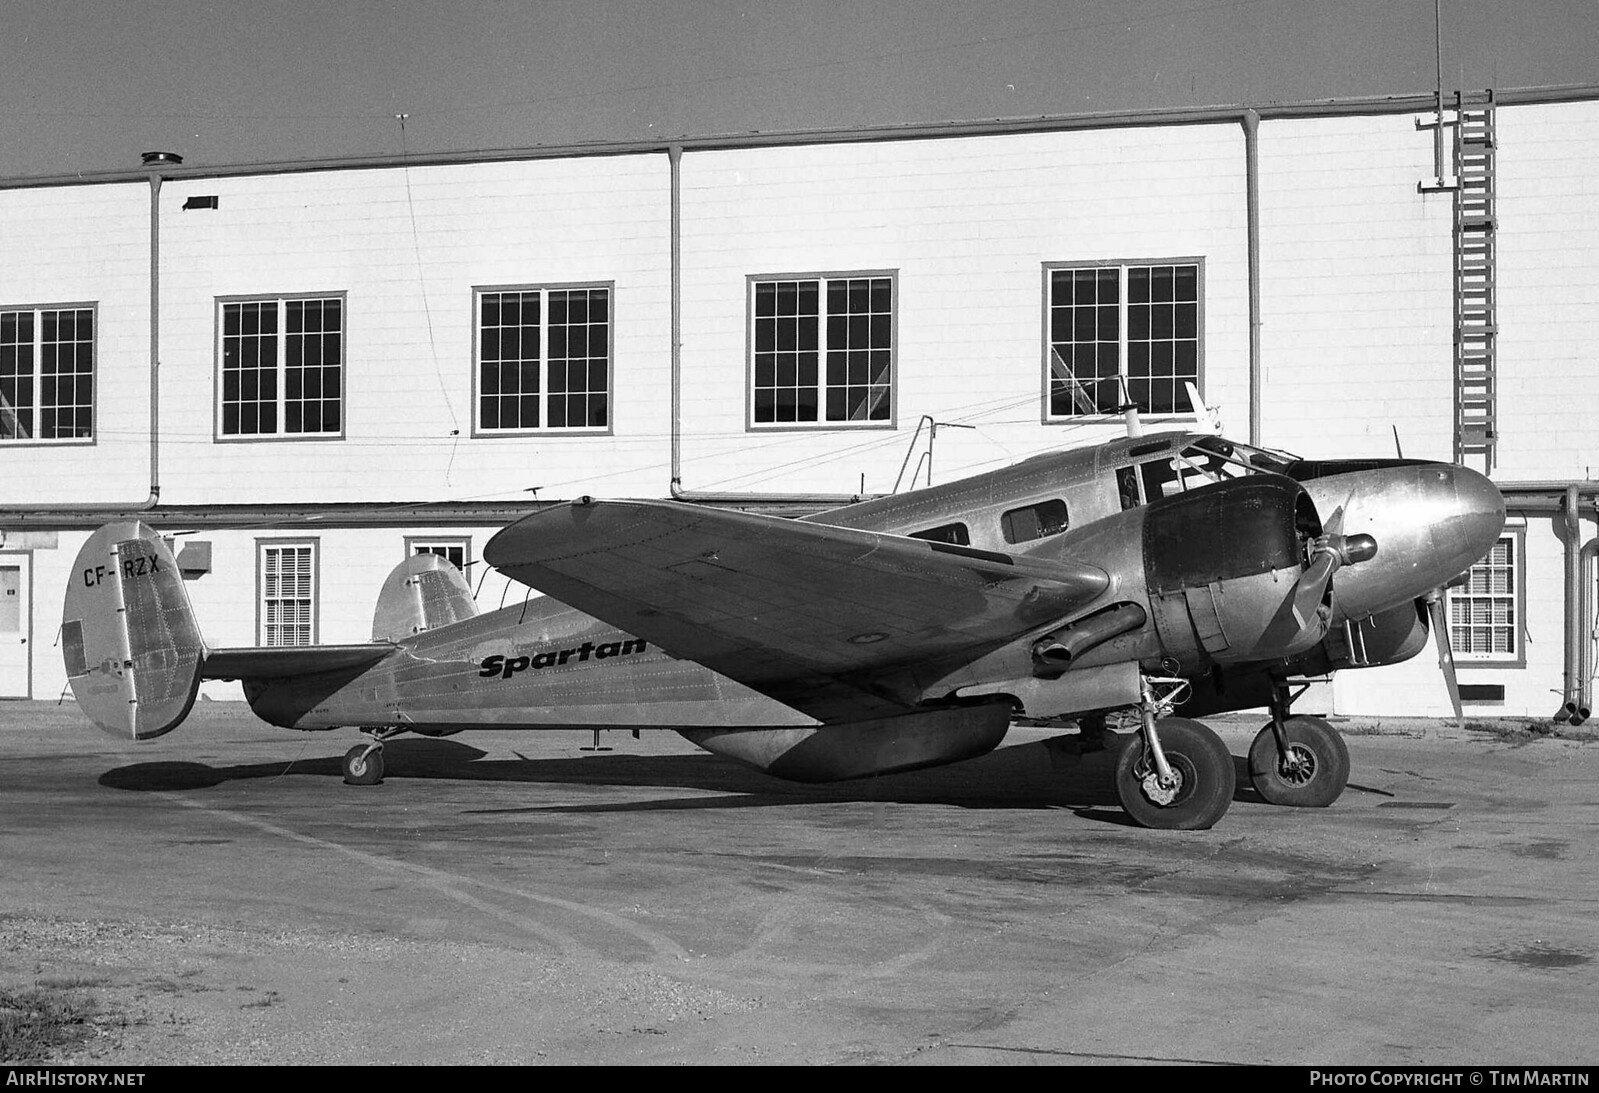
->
[[1111, 677, 1353, 827], [1247, 685, 1350, 808], [342, 726, 404, 786], [1114, 678, 1236, 830]]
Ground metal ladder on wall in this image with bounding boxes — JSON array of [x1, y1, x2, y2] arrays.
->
[[1452, 91, 1498, 472]]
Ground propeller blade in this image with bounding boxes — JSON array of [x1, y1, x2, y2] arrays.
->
[[1428, 593, 1464, 726], [1321, 502, 1347, 539], [1290, 552, 1338, 630]]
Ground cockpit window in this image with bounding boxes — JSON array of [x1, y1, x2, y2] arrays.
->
[[1184, 435, 1298, 475], [1000, 499, 1069, 544], [908, 522, 970, 545], [1117, 437, 1303, 509]]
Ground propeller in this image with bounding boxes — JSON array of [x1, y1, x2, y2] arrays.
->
[[1288, 504, 1377, 631], [1425, 589, 1464, 726]]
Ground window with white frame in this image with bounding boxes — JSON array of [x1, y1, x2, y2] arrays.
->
[[476, 285, 610, 432], [1046, 261, 1200, 419], [219, 295, 344, 438], [406, 536, 470, 573], [0, 304, 95, 442], [750, 273, 894, 427], [1449, 533, 1520, 661], [259, 541, 317, 647]]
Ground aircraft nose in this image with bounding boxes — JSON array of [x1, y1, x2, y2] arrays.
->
[[1298, 460, 1506, 622], [1436, 464, 1506, 578]]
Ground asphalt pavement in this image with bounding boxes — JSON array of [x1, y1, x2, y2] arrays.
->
[[1, 700, 1595, 1066]]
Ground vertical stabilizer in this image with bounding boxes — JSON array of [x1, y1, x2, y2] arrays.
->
[[371, 553, 478, 641], [61, 523, 203, 740]]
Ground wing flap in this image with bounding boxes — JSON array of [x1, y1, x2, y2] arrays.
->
[[484, 500, 1109, 720]]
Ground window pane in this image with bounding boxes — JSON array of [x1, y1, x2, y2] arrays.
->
[[3, 307, 98, 442], [824, 275, 892, 423], [752, 279, 821, 424], [1001, 499, 1069, 544], [1049, 267, 1122, 416], [478, 290, 541, 430], [283, 298, 341, 435], [908, 522, 970, 545], [1449, 536, 1518, 658], [261, 544, 315, 647]]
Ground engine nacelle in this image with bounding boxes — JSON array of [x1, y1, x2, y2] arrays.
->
[[1289, 598, 1432, 676], [679, 700, 1012, 782], [1141, 475, 1328, 667]]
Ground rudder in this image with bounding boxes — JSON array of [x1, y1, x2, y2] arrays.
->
[[62, 523, 204, 740], [371, 552, 478, 641]]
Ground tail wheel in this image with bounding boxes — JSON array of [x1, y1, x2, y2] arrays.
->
[[1114, 717, 1236, 830], [343, 744, 384, 786], [1248, 715, 1349, 807]]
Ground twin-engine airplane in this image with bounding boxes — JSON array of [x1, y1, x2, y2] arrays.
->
[[60, 431, 1504, 829]]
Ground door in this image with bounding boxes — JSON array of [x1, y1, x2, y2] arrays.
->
[[0, 553, 30, 698]]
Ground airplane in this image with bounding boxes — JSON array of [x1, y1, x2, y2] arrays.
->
[[58, 430, 1505, 829]]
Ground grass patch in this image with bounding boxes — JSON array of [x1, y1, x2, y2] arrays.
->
[[1462, 718, 1599, 743], [0, 985, 99, 1063]]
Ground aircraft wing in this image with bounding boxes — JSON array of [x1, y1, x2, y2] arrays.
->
[[484, 499, 1109, 722]]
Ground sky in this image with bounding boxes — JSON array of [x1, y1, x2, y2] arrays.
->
[[3, 0, 1597, 179]]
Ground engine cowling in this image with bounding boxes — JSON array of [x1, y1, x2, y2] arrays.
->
[[679, 700, 1012, 782], [1141, 475, 1329, 667]]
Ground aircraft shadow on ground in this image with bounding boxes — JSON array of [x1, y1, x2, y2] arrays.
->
[[96, 735, 1270, 822]]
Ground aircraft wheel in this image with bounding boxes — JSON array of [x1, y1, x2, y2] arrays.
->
[[1114, 717, 1235, 830], [342, 743, 384, 786], [1248, 716, 1349, 808]]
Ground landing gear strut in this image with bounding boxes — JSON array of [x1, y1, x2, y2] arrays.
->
[[1248, 685, 1350, 808], [342, 726, 404, 786], [1113, 678, 1236, 830]]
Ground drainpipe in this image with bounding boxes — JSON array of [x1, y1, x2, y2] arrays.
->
[[1243, 110, 1262, 447], [668, 144, 684, 497], [0, 151, 174, 517], [665, 142, 869, 508], [1576, 536, 1598, 726], [1555, 485, 1584, 721]]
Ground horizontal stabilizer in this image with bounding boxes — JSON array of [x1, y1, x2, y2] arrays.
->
[[201, 644, 397, 681]]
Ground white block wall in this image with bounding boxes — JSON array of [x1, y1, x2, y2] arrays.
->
[[1495, 100, 1599, 481], [1, 183, 152, 504], [1256, 113, 1456, 461], [678, 126, 1250, 494], [5, 101, 1597, 718]]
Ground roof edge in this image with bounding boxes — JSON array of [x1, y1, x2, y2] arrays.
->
[[6, 83, 1599, 191]]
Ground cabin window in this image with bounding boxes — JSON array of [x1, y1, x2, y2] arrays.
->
[[908, 522, 970, 545], [1449, 532, 1523, 664], [476, 284, 612, 433], [258, 540, 318, 647], [218, 295, 344, 438], [0, 304, 96, 443], [406, 536, 471, 573], [1000, 499, 1069, 544], [1044, 260, 1201, 419], [749, 272, 895, 428]]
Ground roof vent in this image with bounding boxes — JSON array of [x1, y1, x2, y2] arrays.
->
[[140, 151, 184, 167]]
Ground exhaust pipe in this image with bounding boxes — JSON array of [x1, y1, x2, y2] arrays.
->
[[1033, 603, 1147, 676]]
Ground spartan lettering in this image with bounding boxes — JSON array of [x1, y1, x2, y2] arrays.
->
[[479, 637, 649, 681]]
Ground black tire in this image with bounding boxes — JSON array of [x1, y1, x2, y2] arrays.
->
[[1114, 717, 1235, 830], [343, 743, 384, 786], [1248, 716, 1349, 807]]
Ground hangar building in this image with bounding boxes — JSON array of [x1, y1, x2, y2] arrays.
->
[[2, 88, 1596, 723]]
